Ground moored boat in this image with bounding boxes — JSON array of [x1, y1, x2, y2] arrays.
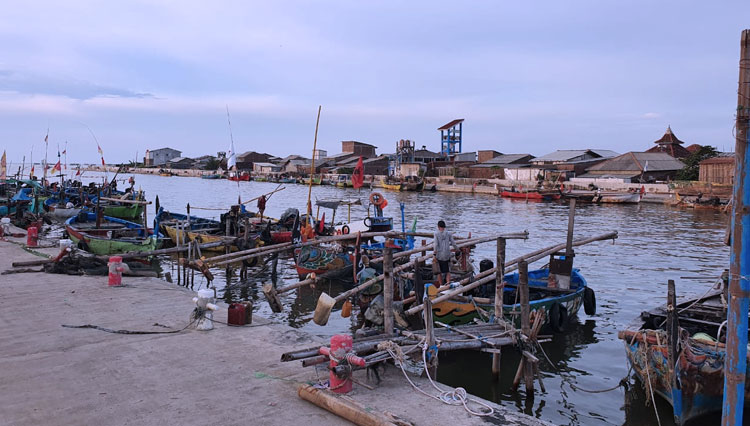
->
[[65, 212, 161, 255], [617, 277, 742, 424], [501, 188, 561, 201]]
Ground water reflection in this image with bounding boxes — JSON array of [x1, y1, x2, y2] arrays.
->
[[81, 174, 730, 425]]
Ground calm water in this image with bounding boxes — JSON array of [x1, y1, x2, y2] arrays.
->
[[85, 172, 730, 426]]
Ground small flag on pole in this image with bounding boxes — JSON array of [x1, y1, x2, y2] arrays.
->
[[97, 144, 103, 156], [51, 160, 61, 175], [352, 156, 364, 189]]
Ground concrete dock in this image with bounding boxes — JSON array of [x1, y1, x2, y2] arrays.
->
[[0, 234, 549, 426]]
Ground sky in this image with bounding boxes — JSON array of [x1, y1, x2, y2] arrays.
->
[[0, 1, 747, 164]]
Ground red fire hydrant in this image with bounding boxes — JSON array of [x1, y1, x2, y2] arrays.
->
[[26, 226, 38, 247], [108, 256, 125, 286], [318, 334, 366, 393]]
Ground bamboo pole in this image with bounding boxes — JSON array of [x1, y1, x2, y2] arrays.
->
[[424, 291, 437, 377], [383, 244, 394, 336], [306, 106, 321, 224], [519, 260, 534, 392], [298, 384, 397, 426]]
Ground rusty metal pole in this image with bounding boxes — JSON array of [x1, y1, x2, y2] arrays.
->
[[383, 244, 394, 336], [492, 237, 506, 381], [723, 29, 750, 426]]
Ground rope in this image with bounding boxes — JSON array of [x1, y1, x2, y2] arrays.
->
[[378, 340, 494, 417], [642, 336, 663, 426], [535, 341, 630, 394], [62, 318, 197, 334]]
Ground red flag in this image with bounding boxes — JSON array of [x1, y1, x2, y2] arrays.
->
[[51, 160, 61, 174], [317, 213, 325, 234], [352, 156, 364, 189], [75, 167, 81, 176], [101, 157, 106, 166]]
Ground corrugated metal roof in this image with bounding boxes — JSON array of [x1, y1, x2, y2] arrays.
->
[[478, 154, 533, 165], [586, 152, 685, 172], [437, 119, 464, 130], [532, 149, 618, 162]]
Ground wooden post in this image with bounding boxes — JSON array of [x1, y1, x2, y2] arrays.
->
[[492, 237, 506, 381], [667, 279, 678, 390], [423, 288, 438, 378], [565, 198, 576, 257], [383, 244, 394, 336], [176, 222, 181, 286], [95, 189, 102, 229], [414, 259, 424, 316], [520, 260, 534, 393]]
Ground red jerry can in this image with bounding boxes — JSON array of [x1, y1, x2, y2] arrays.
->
[[26, 226, 39, 247], [228, 303, 247, 326]]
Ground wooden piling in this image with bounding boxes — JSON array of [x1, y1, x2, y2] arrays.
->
[[492, 237, 506, 381], [383, 243, 394, 336], [423, 288, 438, 378], [667, 279, 678, 388], [519, 260, 534, 393]]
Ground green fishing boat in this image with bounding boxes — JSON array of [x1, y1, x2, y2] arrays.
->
[[102, 203, 143, 220], [65, 212, 161, 255]]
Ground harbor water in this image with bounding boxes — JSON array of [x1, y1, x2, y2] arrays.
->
[[89, 173, 729, 425]]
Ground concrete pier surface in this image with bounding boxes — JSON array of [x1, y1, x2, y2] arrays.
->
[[0, 236, 549, 426]]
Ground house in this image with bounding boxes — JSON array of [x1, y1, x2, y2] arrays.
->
[[145, 148, 181, 166], [167, 157, 194, 169], [281, 158, 312, 174], [579, 152, 685, 182], [192, 155, 216, 169], [414, 148, 442, 164], [313, 149, 327, 160], [467, 154, 535, 179], [477, 150, 503, 163], [531, 149, 618, 178], [362, 155, 390, 175], [646, 126, 692, 159], [236, 151, 273, 170], [341, 141, 377, 158], [253, 162, 282, 174], [699, 153, 735, 184]]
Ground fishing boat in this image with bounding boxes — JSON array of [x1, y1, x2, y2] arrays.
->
[[228, 171, 250, 181], [158, 169, 172, 177], [429, 253, 594, 332], [401, 176, 424, 192], [302, 176, 322, 185], [595, 186, 644, 204], [501, 187, 561, 201], [201, 173, 223, 179], [617, 277, 742, 424], [380, 180, 402, 191], [334, 175, 352, 188], [295, 244, 354, 280], [65, 212, 161, 255], [279, 177, 297, 184]]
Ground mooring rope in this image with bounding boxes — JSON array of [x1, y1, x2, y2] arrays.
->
[[378, 340, 495, 417]]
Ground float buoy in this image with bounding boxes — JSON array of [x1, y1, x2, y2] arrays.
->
[[548, 302, 568, 333]]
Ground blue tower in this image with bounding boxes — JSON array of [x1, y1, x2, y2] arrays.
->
[[438, 119, 464, 157]]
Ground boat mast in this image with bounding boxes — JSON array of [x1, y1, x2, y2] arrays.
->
[[306, 105, 321, 226]]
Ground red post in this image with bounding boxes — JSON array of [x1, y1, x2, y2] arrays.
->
[[318, 334, 365, 393]]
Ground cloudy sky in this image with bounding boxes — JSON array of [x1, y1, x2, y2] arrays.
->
[[0, 1, 747, 164]]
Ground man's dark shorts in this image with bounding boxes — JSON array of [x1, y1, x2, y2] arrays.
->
[[438, 259, 450, 274]]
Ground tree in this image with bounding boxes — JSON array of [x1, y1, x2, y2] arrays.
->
[[204, 157, 220, 170], [675, 146, 718, 181]]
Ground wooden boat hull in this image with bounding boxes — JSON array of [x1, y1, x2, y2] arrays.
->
[[501, 190, 561, 201], [596, 192, 641, 204], [620, 329, 750, 424], [163, 225, 234, 252], [295, 245, 353, 279], [102, 204, 143, 220], [201, 175, 222, 179], [381, 182, 402, 191], [228, 174, 250, 182], [401, 181, 424, 192], [432, 268, 586, 329], [65, 213, 160, 256]]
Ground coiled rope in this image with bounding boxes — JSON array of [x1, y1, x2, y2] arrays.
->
[[378, 340, 495, 417]]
